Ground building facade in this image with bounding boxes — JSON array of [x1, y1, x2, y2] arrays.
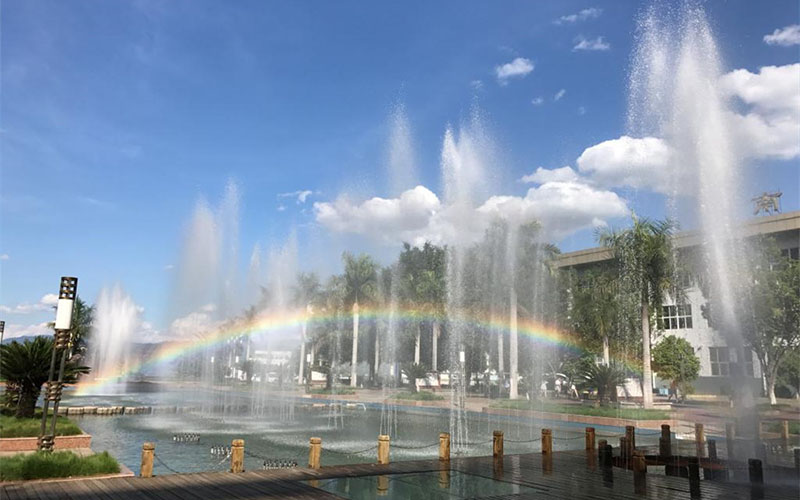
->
[[555, 210, 800, 396]]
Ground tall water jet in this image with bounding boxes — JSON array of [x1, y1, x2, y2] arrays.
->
[[629, 2, 753, 416], [387, 102, 418, 196], [84, 284, 141, 391]]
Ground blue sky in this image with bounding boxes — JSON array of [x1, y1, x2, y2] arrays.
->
[[2, 0, 798, 339]]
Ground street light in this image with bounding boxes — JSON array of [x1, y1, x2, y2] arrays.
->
[[39, 276, 77, 451]]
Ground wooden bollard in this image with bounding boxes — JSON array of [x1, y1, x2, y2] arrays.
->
[[794, 448, 800, 476], [695, 423, 705, 457], [781, 420, 790, 452], [493, 430, 504, 459], [660, 424, 671, 456], [687, 456, 701, 499], [230, 439, 244, 473], [439, 433, 450, 461], [598, 439, 608, 466], [725, 422, 735, 461], [377, 435, 390, 465], [620, 436, 630, 468], [585, 427, 595, 451], [632, 450, 646, 495], [140, 443, 155, 478], [625, 425, 636, 452], [308, 437, 322, 469], [541, 428, 552, 454], [704, 439, 716, 480], [377, 475, 389, 496], [749, 458, 763, 485]]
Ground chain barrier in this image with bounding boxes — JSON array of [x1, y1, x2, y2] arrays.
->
[[553, 435, 585, 441], [325, 444, 379, 456], [505, 437, 542, 443], [393, 442, 440, 450], [153, 453, 182, 474]]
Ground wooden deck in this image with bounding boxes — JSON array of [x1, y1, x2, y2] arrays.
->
[[2, 451, 798, 499]]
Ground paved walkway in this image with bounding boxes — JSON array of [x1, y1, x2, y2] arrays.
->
[[3, 451, 797, 499]]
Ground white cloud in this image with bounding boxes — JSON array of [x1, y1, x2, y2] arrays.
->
[[278, 190, 315, 204], [315, 181, 627, 245], [555, 8, 602, 25], [0, 294, 59, 314], [578, 106, 587, 115], [520, 166, 579, 184], [314, 186, 441, 244], [573, 36, 610, 51], [554, 89, 566, 101], [576, 136, 674, 194], [0, 254, 9, 260], [477, 181, 628, 239], [763, 24, 800, 46], [720, 64, 800, 160], [3, 322, 52, 340], [531, 97, 544, 106], [495, 58, 534, 84]]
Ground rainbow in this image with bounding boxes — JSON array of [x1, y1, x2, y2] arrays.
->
[[75, 306, 635, 395]]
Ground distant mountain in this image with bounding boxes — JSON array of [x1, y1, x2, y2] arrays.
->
[[2, 334, 50, 345]]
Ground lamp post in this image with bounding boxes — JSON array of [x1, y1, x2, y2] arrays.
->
[[38, 276, 77, 451]]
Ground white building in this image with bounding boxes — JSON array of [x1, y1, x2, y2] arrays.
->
[[555, 210, 799, 396]]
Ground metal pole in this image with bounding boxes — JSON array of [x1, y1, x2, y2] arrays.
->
[[38, 277, 77, 451]]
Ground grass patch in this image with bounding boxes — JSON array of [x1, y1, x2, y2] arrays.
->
[[0, 413, 82, 438], [307, 387, 356, 395], [763, 421, 800, 435], [489, 400, 670, 420], [0, 451, 119, 481], [392, 391, 445, 401]]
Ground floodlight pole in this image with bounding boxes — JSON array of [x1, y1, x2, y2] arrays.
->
[[38, 276, 77, 451], [0, 320, 5, 344]]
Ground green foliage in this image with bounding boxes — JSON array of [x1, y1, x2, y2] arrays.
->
[[698, 237, 800, 404], [307, 387, 356, 395], [0, 337, 90, 418], [0, 413, 82, 438], [402, 363, 429, 393], [489, 400, 670, 420], [0, 451, 119, 481], [776, 349, 800, 399], [652, 335, 701, 385], [342, 252, 378, 307], [582, 363, 628, 404], [393, 391, 444, 401]]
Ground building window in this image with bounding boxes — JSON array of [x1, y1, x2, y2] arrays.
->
[[736, 349, 755, 377], [709, 347, 730, 376], [780, 247, 799, 260], [661, 304, 693, 330]]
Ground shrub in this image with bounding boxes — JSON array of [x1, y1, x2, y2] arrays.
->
[[0, 413, 82, 438], [393, 391, 444, 401], [0, 451, 119, 481]]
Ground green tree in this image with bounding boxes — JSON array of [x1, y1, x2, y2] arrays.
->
[[402, 363, 429, 393], [777, 349, 800, 400], [0, 337, 89, 418], [652, 335, 700, 395], [598, 217, 680, 408], [701, 239, 800, 405], [293, 272, 322, 384], [342, 252, 378, 388], [582, 363, 627, 404], [398, 242, 446, 369], [567, 267, 621, 365]]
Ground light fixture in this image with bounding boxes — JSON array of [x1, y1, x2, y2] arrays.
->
[[39, 276, 78, 451]]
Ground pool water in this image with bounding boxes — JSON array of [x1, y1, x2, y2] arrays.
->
[[61, 387, 624, 475], [308, 471, 540, 499]]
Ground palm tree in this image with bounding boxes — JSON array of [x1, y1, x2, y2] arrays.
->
[[293, 272, 322, 384], [402, 363, 429, 393], [583, 363, 627, 405], [342, 252, 377, 388], [398, 243, 446, 369], [0, 337, 89, 418], [569, 267, 619, 365], [598, 217, 679, 408]]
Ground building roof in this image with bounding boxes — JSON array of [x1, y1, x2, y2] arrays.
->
[[554, 210, 800, 269]]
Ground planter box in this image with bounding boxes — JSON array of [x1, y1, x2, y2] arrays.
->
[[0, 434, 92, 453]]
